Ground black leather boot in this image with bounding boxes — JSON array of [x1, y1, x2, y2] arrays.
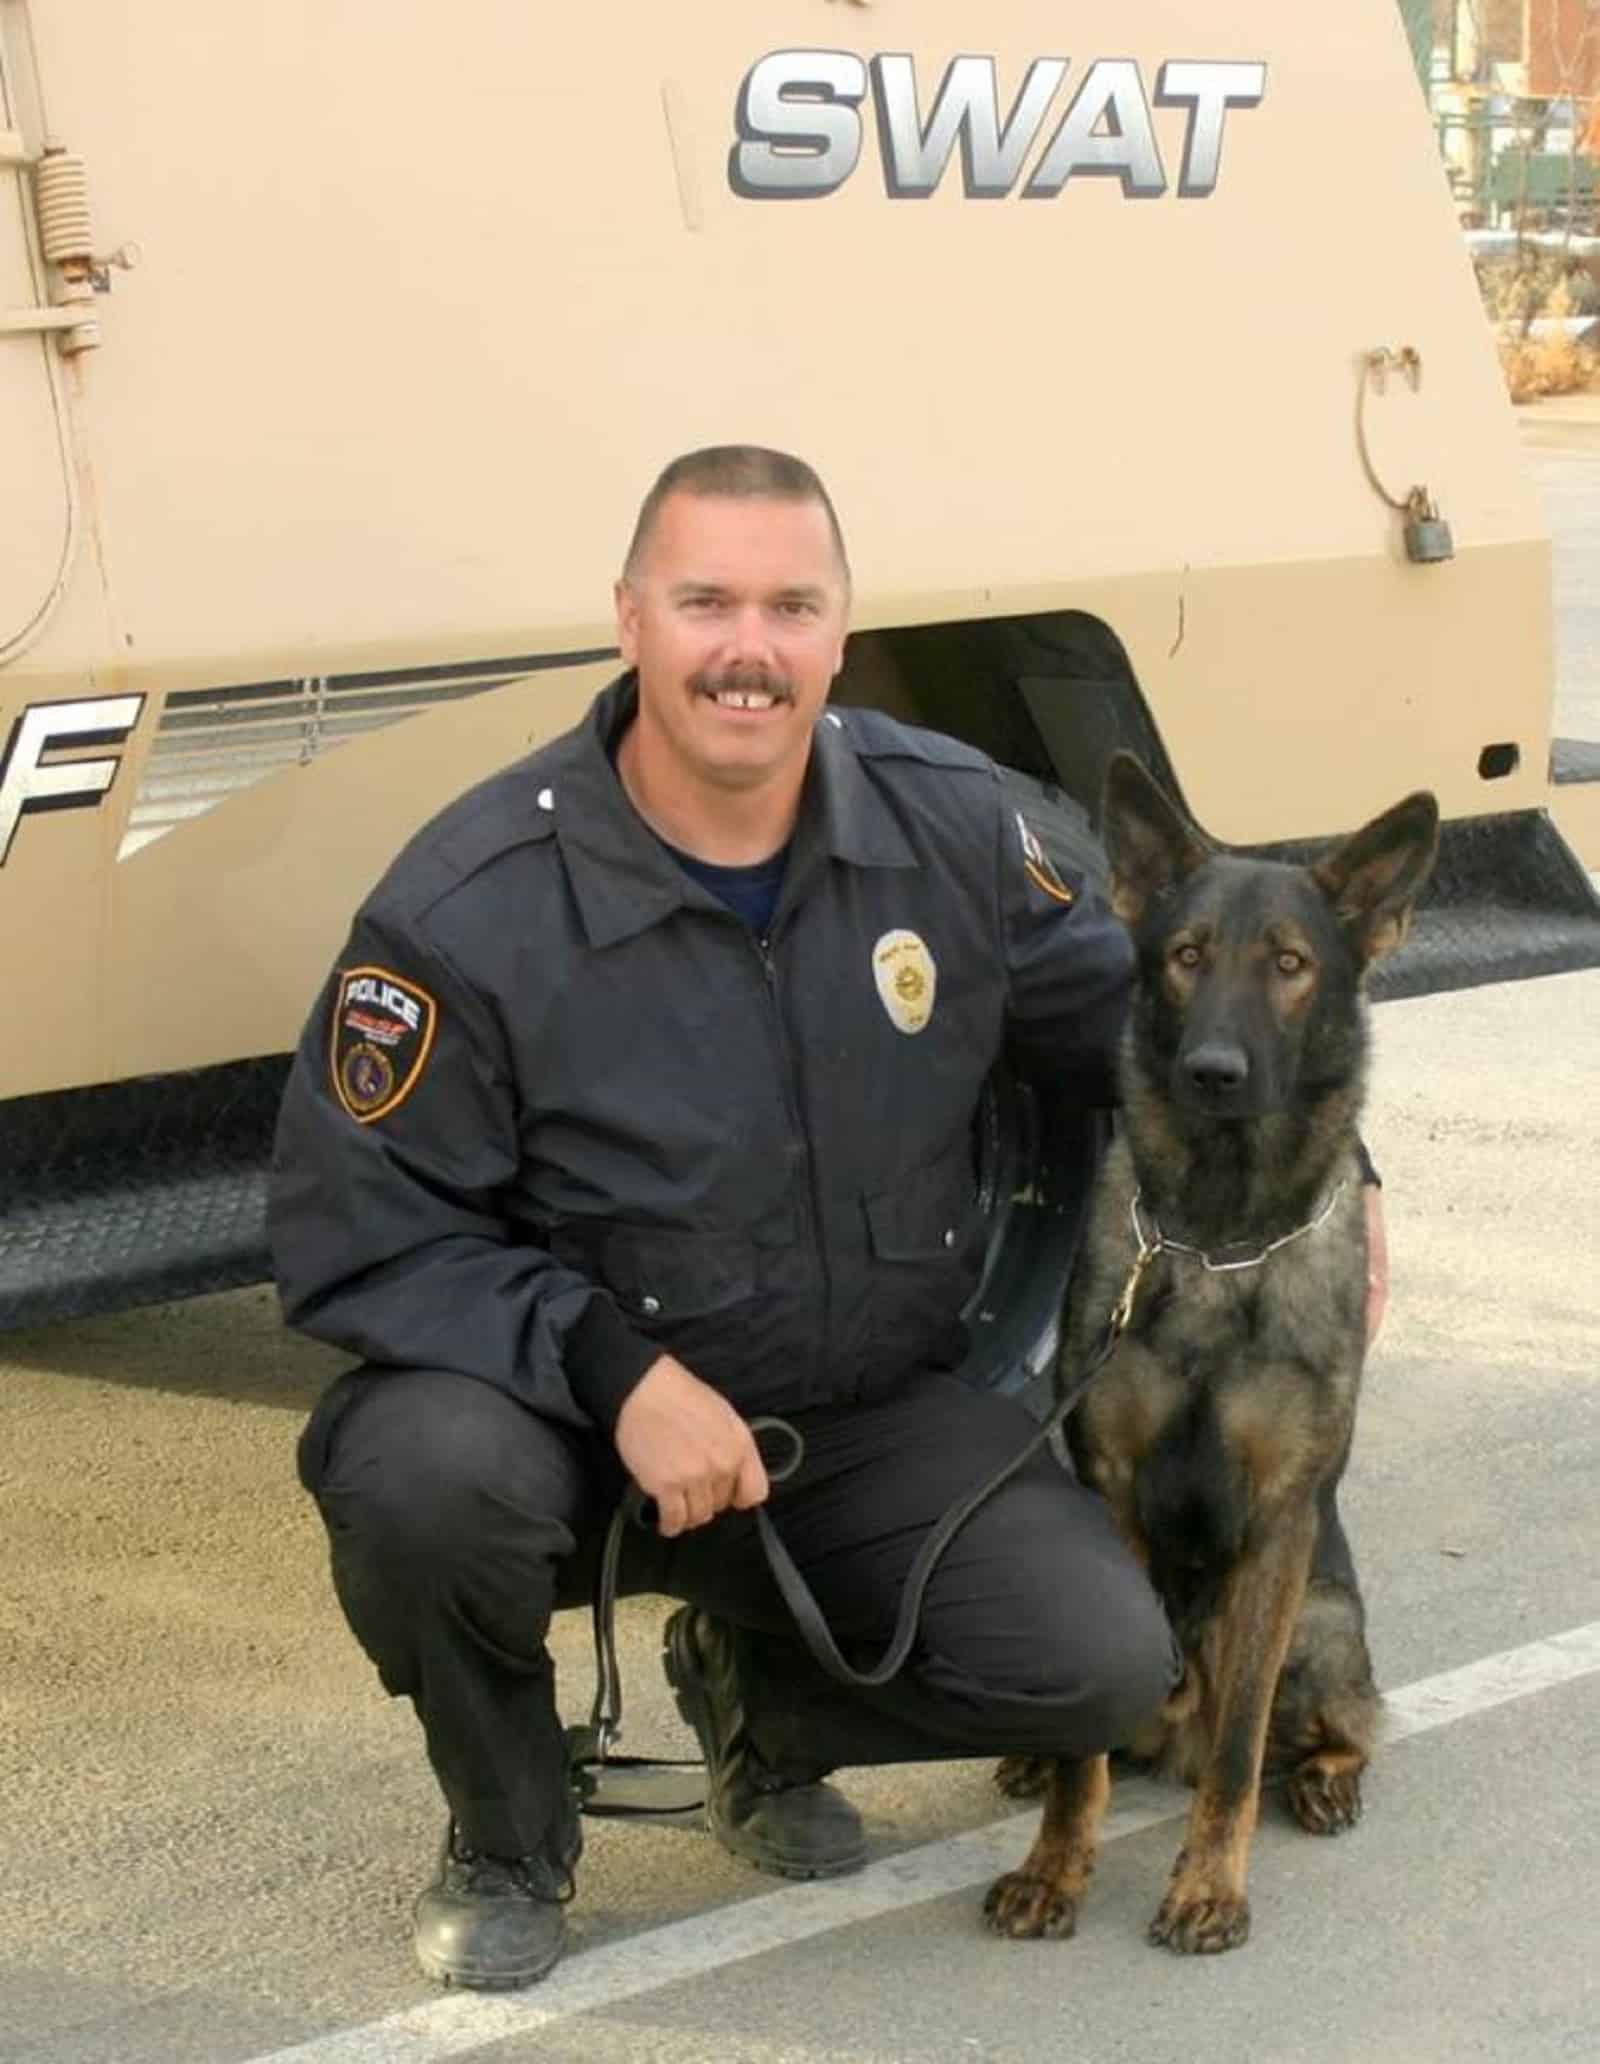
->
[[413, 1791, 580, 1989], [663, 1607, 867, 1880]]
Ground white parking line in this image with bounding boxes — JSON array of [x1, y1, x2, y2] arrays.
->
[[251, 1619, 1600, 2064]]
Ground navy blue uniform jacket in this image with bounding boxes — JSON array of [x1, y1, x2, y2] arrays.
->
[[269, 675, 1133, 1435]]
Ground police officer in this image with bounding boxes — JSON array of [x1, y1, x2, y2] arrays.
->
[[271, 446, 1182, 1990]]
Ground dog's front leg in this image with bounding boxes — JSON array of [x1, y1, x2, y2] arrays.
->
[[1149, 1509, 1315, 1955], [983, 1753, 1110, 1940]]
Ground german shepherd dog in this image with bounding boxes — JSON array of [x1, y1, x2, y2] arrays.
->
[[985, 751, 1438, 1955]]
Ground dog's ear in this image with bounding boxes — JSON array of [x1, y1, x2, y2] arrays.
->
[[1101, 751, 1211, 927], [1312, 791, 1439, 964]]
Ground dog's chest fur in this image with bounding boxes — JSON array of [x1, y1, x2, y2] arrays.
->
[[1065, 1138, 1366, 1606]]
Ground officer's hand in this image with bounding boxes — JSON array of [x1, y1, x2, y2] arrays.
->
[[614, 1354, 769, 1537]]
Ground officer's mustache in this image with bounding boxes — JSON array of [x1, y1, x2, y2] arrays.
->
[[691, 663, 794, 705]]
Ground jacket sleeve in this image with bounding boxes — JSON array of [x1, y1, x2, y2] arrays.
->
[[268, 904, 660, 1433], [996, 781, 1133, 1107]]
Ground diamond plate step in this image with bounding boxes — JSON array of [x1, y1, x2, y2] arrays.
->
[[0, 1058, 286, 1331]]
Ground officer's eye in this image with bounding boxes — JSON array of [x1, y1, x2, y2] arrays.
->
[[1173, 943, 1202, 970], [1276, 950, 1307, 976]]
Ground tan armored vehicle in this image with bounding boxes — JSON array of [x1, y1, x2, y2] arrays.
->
[[3, 0, 1597, 1337]]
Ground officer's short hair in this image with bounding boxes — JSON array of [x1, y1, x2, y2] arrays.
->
[[623, 446, 851, 587]]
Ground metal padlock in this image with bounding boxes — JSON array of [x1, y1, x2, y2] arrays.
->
[[1403, 487, 1453, 564]]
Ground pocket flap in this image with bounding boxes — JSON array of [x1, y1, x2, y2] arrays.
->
[[596, 1226, 755, 1323], [864, 1155, 977, 1262]]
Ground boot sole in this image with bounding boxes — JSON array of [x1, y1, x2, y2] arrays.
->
[[662, 1613, 867, 1881], [711, 1832, 868, 1881], [415, 1933, 565, 1991]]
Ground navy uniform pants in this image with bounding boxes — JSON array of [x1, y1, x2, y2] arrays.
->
[[299, 1365, 1180, 1861]]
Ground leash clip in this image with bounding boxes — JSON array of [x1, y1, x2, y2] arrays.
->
[[1109, 1199, 1162, 1338]]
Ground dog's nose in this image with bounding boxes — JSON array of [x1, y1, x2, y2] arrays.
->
[[1184, 1043, 1250, 1098]]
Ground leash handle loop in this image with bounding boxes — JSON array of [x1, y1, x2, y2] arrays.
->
[[581, 1416, 808, 1756]]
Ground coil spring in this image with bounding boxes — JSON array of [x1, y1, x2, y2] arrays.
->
[[33, 149, 93, 266]]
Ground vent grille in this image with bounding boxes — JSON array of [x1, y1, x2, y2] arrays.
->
[[118, 648, 615, 859]]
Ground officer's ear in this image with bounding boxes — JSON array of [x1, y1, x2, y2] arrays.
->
[[614, 577, 641, 667]]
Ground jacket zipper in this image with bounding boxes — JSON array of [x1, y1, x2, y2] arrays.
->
[[752, 925, 831, 1396]]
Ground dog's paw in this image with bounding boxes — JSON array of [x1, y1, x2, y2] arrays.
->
[[983, 1870, 1080, 1941], [992, 1755, 1050, 1800], [1148, 1889, 1251, 1955], [1287, 1756, 1364, 1835]]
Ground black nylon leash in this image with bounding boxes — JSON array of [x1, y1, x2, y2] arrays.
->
[[572, 1319, 1125, 1797]]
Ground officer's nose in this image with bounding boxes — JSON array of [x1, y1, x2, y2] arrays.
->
[[723, 602, 776, 666]]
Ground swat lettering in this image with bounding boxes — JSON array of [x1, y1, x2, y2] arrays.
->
[[343, 974, 423, 1032], [730, 53, 1266, 201], [0, 695, 145, 865]]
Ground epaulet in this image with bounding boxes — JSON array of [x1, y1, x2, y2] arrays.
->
[[375, 751, 564, 927], [828, 706, 993, 775]]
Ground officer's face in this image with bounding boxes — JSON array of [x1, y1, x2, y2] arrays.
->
[[615, 491, 849, 797]]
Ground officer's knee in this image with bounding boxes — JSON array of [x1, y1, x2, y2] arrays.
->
[[1048, 1582, 1179, 1749], [921, 1586, 1176, 1757], [1019, 1577, 1174, 1737], [917, 1483, 1181, 1756], [315, 1374, 575, 1580]]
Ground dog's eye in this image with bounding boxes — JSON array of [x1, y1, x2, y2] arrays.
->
[[1276, 950, 1306, 976], [1173, 944, 1202, 970]]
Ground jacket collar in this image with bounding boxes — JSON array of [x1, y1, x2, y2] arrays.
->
[[550, 672, 917, 950]]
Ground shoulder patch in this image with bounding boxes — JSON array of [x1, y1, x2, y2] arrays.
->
[[1016, 812, 1076, 906], [330, 966, 438, 1123]]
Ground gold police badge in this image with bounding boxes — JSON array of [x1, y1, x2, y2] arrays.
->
[[872, 928, 937, 1035]]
